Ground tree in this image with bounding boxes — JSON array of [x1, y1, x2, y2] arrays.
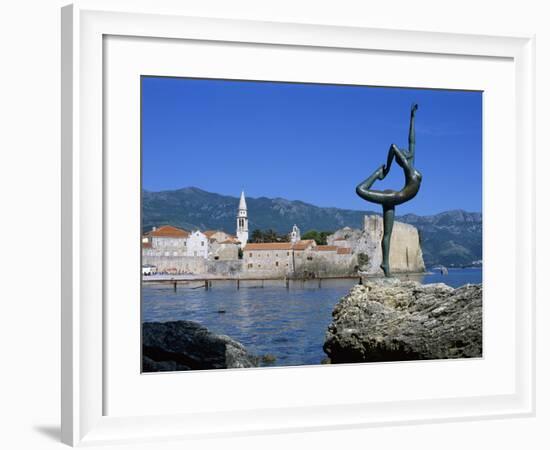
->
[[251, 229, 264, 243], [264, 229, 278, 242], [250, 228, 290, 243], [302, 230, 332, 245]]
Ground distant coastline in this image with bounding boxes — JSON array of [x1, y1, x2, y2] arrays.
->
[[142, 186, 482, 268]]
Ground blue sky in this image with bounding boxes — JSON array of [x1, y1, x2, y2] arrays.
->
[[142, 77, 482, 215]]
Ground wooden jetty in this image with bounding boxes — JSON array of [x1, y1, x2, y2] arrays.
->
[[142, 275, 363, 291]]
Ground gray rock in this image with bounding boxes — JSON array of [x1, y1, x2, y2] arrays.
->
[[323, 278, 482, 363], [142, 356, 191, 372], [142, 320, 258, 371]]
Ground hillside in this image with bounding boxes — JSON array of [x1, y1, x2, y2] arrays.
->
[[142, 187, 482, 267]]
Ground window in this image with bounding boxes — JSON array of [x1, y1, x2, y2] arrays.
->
[[287, 252, 290, 256], [249, 252, 252, 257], [201, 241, 204, 247], [307, 256, 313, 261], [275, 261, 279, 267], [248, 263, 252, 268], [258, 264, 261, 268]]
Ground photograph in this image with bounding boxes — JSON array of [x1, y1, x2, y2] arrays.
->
[[140, 76, 483, 372]]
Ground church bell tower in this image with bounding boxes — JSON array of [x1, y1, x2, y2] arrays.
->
[[236, 191, 249, 247]]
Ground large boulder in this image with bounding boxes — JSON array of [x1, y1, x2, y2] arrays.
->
[[143, 320, 258, 371], [323, 279, 482, 363]]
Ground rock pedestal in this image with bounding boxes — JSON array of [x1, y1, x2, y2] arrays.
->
[[323, 278, 482, 363]]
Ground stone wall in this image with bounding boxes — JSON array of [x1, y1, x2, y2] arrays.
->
[[142, 254, 206, 273], [327, 215, 425, 275], [205, 260, 243, 276], [142, 254, 243, 276], [210, 242, 240, 261], [293, 251, 357, 278]]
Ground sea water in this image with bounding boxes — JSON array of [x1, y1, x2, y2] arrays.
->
[[142, 267, 482, 367]]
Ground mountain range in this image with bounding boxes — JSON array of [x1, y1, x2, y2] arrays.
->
[[142, 187, 482, 267]]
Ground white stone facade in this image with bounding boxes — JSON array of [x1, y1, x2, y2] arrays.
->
[[186, 230, 209, 258], [149, 236, 187, 256]]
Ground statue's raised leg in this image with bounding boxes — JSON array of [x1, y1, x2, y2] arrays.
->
[[355, 164, 386, 204]]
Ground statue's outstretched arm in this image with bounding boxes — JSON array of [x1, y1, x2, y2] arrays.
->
[[408, 103, 418, 165]]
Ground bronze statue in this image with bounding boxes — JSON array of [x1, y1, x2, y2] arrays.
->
[[356, 104, 422, 277]]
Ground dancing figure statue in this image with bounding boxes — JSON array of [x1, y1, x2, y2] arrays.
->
[[356, 104, 422, 277]]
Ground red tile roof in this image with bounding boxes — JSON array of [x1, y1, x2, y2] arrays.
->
[[205, 230, 238, 241], [146, 225, 189, 238], [314, 245, 339, 252], [292, 239, 316, 250], [244, 239, 317, 252], [337, 247, 352, 255], [244, 242, 294, 251]]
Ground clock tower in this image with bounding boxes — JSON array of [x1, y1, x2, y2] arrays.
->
[[236, 191, 249, 247]]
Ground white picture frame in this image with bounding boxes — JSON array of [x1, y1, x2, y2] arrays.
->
[[61, 1, 535, 446]]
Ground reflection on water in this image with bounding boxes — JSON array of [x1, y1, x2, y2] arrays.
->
[[142, 268, 481, 367]]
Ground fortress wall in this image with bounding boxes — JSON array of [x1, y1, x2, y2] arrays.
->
[[362, 215, 425, 274], [142, 255, 207, 273], [294, 252, 357, 278], [206, 260, 243, 276], [142, 254, 243, 276]]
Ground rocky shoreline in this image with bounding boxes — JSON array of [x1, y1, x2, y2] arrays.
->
[[323, 278, 482, 363], [143, 279, 482, 372], [142, 320, 258, 372]]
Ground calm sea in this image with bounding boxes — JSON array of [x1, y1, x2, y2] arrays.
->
[[142, 267, 482, 367]]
